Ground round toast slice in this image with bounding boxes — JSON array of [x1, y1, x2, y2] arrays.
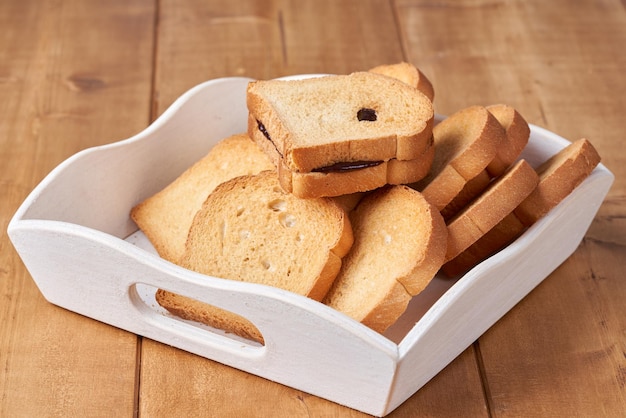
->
[[323, 185, 447, 334], [486, 104, 531, 177], [440, 104, 530, 220]]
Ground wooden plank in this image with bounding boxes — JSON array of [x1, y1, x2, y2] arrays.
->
[[394, 0, 546, 116], [391, 347, 489, 417], [478, 200, 626, 416], [397, 0, 626, 415], [0, 0, 156, 415], [152, 0, 407, 113], [395, 0, 625, 193], [139, 0, 488, 416]]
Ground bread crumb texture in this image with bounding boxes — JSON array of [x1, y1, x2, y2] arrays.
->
[[181, 171, 351, 300], [324, 186, 446, 333]]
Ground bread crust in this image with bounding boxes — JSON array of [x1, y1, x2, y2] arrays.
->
[[486, 104, 531, 177], [441, 212, 526, 277], [440, 170, 492, 221], [323, 185, 447, 333], [413, 106, 505, 211], [514, 138, 601, 226], [445, 159, 539, 262], [368, 61, 435, 102], [155, 289, 265, 344], [360, 281, 413, 334]]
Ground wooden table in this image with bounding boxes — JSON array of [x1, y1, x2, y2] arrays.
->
[[1, 1, 624, 416]]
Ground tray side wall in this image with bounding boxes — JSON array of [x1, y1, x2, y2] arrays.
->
[[385, 166, 613, 413], [9, 220, 398, 416]]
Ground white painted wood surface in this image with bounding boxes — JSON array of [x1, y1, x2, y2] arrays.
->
[[7, 78, 614, 417]]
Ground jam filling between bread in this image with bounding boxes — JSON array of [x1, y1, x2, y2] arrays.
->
[[257, 119, 383, 173], [312, 160, 383, 173], [257, 120, 284, 159]]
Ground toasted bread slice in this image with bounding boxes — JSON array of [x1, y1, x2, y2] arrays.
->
[[486, 104, 531, 176], [445, 159, 539, 262], [156, 171, 354, 343], [441, 212, 525, 277], [155, 290, 266, 343], [181, 170, 353, 299], [247, 72, 434, 197], [369, 62, 435, 102], [443, 138, 601, 276], [323, 185, 447, 334], [439, 104, 530, 220], [131, 133, 274, 262], [412, 106, 505, 211], [440, 170, 492, 221], [514, 138, 601, 226]]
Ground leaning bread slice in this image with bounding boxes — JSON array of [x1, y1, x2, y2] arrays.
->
[[131, 133, 274, 263], [445, 159, 539, 262], [369, 62, 435, 102], [439, 104, 530, 220], [443, 138, 601, 276], [412, 106, 505, 211], [323, 186, 447, 334], [247, 72, 434, 197], [485, 104, 531, 176], [441, 212, 525, 277], [514, 138, 601, 226], [440, 170, 492, 221], [156, 171, 353, 343]]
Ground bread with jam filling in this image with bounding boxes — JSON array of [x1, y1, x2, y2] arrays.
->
[[246, 71, 435, 198]]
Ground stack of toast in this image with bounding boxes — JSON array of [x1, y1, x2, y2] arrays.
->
[[131, 63, 601, 342]]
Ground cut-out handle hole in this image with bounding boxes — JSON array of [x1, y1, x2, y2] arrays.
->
[[130, 283, 265, 346]]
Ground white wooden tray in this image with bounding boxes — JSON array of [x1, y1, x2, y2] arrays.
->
[[8, 76, 614, 417]]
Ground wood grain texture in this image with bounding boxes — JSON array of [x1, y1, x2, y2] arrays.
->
[[397, 0, 626, 416], [153, 0, 406, 113], [476, 199, 626, 416], [0, 0, 155, 416], [1, 0, 625, 416]]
